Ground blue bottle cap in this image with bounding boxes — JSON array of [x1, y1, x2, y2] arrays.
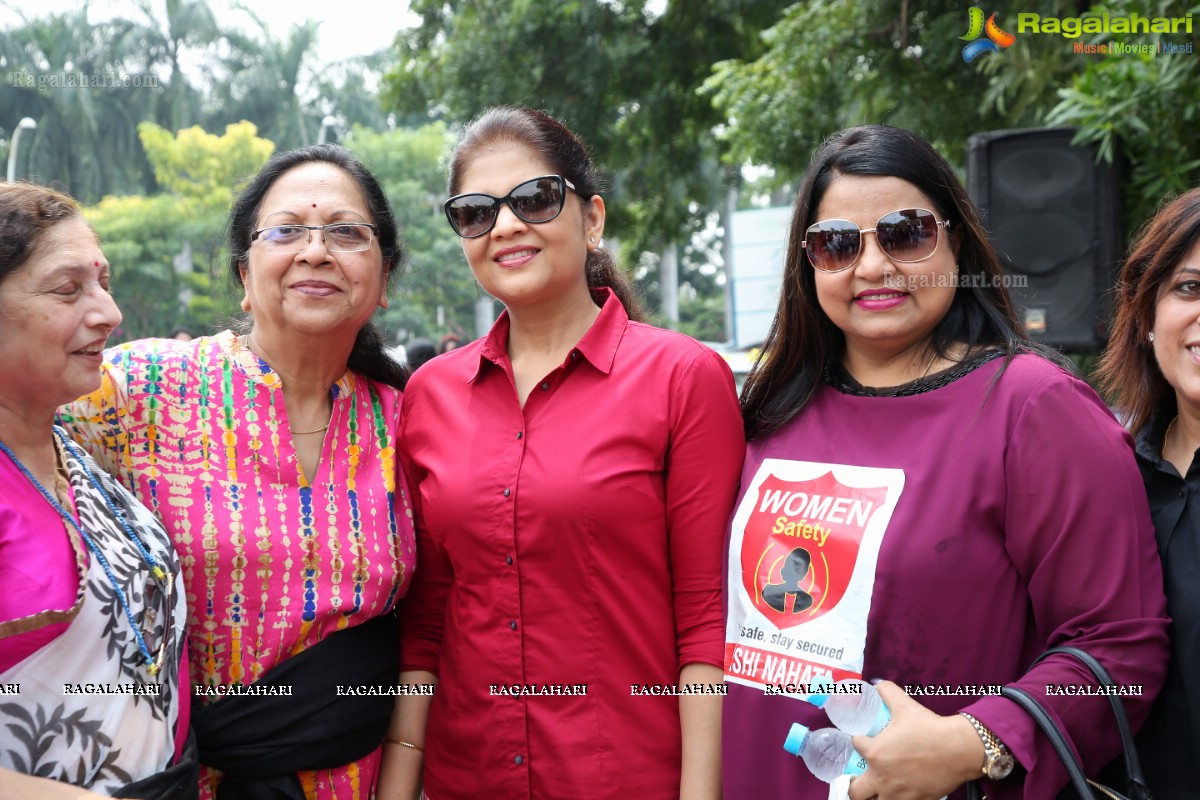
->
[[806, 675, 834, 708], [783, 722, 810, 756]]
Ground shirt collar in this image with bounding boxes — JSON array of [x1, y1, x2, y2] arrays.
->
[[468, 288, 629, 383], [1134, 399, 1178, 467]]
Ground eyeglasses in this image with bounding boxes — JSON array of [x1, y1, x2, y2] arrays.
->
[[444, 175, 579, 239], [802, 209, 951, 273], [251, 223, 378, 254]]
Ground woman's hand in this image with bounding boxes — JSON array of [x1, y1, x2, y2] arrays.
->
[[846, 681, 985, 800], [374, 670, 436, 800], [678, 663, 722, 800], [0, 768, 111, 800]]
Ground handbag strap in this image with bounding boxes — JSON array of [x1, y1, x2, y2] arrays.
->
[[1031, 646, 1151, 800], [965, 685, 1101, 800], [1001, 685, 1112, 798]]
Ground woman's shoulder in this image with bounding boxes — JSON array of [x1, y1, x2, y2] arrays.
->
[[990, 352, 1122, 436], [402, 340, 484, 395], [993, 351, 1097, 399], [104, 330, 230, 369], [622, 322, 733, 372], [624, 320, 712, 351]]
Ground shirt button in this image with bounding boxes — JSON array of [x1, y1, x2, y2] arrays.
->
[[514, 754, 524, 765], [503, 487, 511, 497], [570, 351, 579, 359], [516, 431, 523, 440], [506, 555, 513, 565], [509, 620, 518, 630], [540, 382, 550, 391]]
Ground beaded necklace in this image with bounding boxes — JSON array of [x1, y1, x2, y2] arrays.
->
[[0, 428, 171, 675]]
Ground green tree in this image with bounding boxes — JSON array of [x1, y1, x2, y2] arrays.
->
[[1043, 0, 1200, 236], [380, 0, 791, 331], [211, 15, 324, 150], [0, 8, 162, 200], [130, 0, 222, 132], [83, 121, 275, 341], [342, 123, 478, 342], [138, 120, 275, 209], [703, 0, 1028, 175], [704, 0, 1197, 241], [86, 193, 229, 340]]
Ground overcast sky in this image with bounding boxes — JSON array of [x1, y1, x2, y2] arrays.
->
[[0, 0, 418, 64]]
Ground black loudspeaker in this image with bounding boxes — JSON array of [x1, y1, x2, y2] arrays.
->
[[967, 128, 1121, 350]]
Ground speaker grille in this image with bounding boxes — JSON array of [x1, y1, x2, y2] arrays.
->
[[968, 128, 1121, 349]]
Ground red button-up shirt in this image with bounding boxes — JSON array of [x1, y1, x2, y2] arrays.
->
[[399, 290, 745, 799]]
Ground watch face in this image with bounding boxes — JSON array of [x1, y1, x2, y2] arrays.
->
[[987, 752, 1016, 779]]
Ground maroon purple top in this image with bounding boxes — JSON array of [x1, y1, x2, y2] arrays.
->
[[723, 353, 1169, 798]]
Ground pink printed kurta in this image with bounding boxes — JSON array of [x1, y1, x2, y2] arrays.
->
[[59, 331, 415, 800]]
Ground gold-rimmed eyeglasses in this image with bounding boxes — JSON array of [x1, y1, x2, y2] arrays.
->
[[251, 223, 378, 254]]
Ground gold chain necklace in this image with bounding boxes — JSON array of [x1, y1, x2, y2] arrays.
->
[[1163, 416, 1178, 460], [290, 408, 332, 435]]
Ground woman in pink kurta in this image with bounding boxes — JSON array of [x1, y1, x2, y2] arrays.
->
[[60, 144, 416, 800]]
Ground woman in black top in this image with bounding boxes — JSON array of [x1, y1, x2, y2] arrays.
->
[[1099, 186, 1200, 799]]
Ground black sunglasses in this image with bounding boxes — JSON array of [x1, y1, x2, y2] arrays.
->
[[803, 208, 951, 273], [444, 175, 580, 239]]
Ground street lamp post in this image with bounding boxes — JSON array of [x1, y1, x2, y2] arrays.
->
[[6, 117, 38, 183]]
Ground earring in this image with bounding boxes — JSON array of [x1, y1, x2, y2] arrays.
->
[[1149, 332, 1155, 342], [589, 237, 597, 244]]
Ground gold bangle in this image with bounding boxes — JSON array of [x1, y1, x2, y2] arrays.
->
[[386, 737, 425, 752]]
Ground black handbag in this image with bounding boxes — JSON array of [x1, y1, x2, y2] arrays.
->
[[966, 646, 1152, 800]]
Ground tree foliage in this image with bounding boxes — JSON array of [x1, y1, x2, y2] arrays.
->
[[8, 0, 1197, 351], [87, 192, 233, 341], [380, 0, 792, 332], [705, 0, 1022, 175], [1, 6, 391, 201], [0, 8, 161, 200], [138, 120, 275, 209], [342, 123, 480, 342], [1043, 0, 1200, 235], [82, 122, 275, 342], [707, 0, 1200, 240]]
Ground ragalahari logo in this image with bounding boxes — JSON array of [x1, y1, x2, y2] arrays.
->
[[960, 7, 1016, 62]]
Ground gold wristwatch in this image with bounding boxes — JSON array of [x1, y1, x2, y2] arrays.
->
[[961, 713, 1015, 780]]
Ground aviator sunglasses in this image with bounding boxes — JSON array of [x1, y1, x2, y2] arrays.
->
[[803, 208, 951, 273], [444, 175, 581, 239]]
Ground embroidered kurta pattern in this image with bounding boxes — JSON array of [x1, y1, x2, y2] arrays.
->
[[60, 332, 415, 800]]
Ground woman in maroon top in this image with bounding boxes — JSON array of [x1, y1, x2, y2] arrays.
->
[[377, 106, 744, 799], [726, 125, 1168, 799]]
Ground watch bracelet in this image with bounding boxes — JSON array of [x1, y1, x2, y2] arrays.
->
[[960, 712, 1012, 774]]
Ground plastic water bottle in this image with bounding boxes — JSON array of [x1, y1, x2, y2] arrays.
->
[[803, 674, 835, 704], [782, 723, 867, 783], [809, 678, 891, 736]]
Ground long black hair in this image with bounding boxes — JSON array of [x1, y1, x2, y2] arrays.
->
[[740, 125, 1068, 440], [447, 106, 644, 321], [228, 143, 407, 388], [1099, 187, 1200, 435]]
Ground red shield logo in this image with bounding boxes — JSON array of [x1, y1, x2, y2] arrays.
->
[[741, 471, 887, 628]]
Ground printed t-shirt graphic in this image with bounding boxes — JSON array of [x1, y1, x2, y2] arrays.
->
[[726, 460, 903, 694]]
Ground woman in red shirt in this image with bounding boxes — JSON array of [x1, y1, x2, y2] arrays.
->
[[377, 106, 744, 799]]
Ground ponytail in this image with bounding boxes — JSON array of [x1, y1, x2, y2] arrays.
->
[[586, 248, 644, 322], [347, 321, 409, 389]]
